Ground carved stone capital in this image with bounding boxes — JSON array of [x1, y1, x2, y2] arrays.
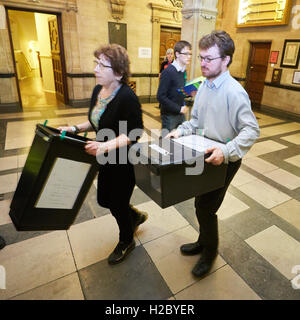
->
[[110, 0, 126, 21], [181, 8, 218, 20], [165, 0, 183, 8]]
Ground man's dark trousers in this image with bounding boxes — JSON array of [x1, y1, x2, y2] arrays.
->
[[195, 159, 242, 255]]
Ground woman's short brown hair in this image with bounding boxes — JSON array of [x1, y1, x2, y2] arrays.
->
[[94, 44, 130, 84]]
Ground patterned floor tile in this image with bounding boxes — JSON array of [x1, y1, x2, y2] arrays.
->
[[0, 112, 41, 120], [17, 154, 28, 168], [280, 133, 300, 145], [54, 108, 89, 115], [143, 225, 223, 294], [231, 168, 258, 187], [0, 199, 12, 226], [0, 231, 76, 300], [234, 254, 300, 300], [242, 157, 278, 174], [174, 198, 199, 231], [0, 173, 18, 194], [285, 155, 300, 168], [78, 245, 172, 300], [219, 229, 258, 266], [175, 264, 260, 300], [131, 186, 152, 206], [245, 225, 300, 280], [12, 272, 84, 300], [67, 215, 120, 270], [217, 192, 250, 220], [135, 201, 189, 244], [244, 140, 288, 158], [0, 103, 300, 301], [0, 155, 18, 171], [222, 208, 273, 240], [260, 122, 300, 137], [264, 168, 300, 190], [237, 179, 291, 209], [271, 199, 300, 231]]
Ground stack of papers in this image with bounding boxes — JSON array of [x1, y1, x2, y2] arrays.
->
[[174, 135, 224, 153]]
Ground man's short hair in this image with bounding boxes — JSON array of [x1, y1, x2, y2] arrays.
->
[[199, 30, 235, 66], [174, 40, 192, 58]]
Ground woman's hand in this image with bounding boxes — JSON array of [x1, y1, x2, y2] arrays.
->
[[85, 141, 107, 156], [57, 126, 73, 133]]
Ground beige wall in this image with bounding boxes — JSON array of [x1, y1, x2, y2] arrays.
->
[[75, 0, 174, 102], [216, 0, 300, 115]]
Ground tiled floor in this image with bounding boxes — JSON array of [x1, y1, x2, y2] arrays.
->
[[0, 102, 300, 300]]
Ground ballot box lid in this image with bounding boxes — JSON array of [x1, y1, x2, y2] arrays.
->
[[36, 124, 91, 146], [129, 138, 204, 174]]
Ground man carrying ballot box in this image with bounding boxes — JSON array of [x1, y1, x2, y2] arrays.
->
[[166, 30, 260, 278]]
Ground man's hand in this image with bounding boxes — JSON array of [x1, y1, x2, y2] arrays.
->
[[205, 147, 224, 165], [180, 106, 188, 114], [165, 129, 180, 139]]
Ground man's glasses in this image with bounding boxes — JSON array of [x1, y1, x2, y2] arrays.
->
[[198, 55, 224, 63], [179, 52, 192, 56]]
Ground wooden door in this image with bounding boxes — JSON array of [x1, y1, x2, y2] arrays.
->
[[160, 27, 181, 67], [245, 42, 271, 107], [48, 17, 65, 103]]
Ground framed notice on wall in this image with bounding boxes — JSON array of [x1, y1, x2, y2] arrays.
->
[[271, 68, 282, 84], [280, 40, 300, 69], [292, 71, 300, 84], [108, 22, 127, 49], [269, 51, 279, 64]]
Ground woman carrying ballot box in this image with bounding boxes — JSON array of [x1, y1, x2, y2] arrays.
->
[[58, 44, 147, 264]]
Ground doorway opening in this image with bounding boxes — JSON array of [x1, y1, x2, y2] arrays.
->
[[6, 8, 68, 110], [245, 42, 271, 108], [159, 26, 181, 69]]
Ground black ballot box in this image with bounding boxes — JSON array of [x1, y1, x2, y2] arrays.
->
[[129, 137, 228, 208], [9, 124, 98, 231]]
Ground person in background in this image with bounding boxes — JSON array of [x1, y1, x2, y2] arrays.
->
[[157, 40, 192, 136], [159, 48, 174, 77], [58, 44, 147, 265], [167, 31, 260, 278], [0, 236, 5, 250]]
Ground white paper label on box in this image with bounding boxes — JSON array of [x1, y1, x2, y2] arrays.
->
[[35, 157, 91, 209], [149, 144, 171, 156]]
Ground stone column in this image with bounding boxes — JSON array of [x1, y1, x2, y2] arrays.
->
[[0, 4, 20, 111], [181, 0, 218, 79], [62, 10, 86, 104]]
